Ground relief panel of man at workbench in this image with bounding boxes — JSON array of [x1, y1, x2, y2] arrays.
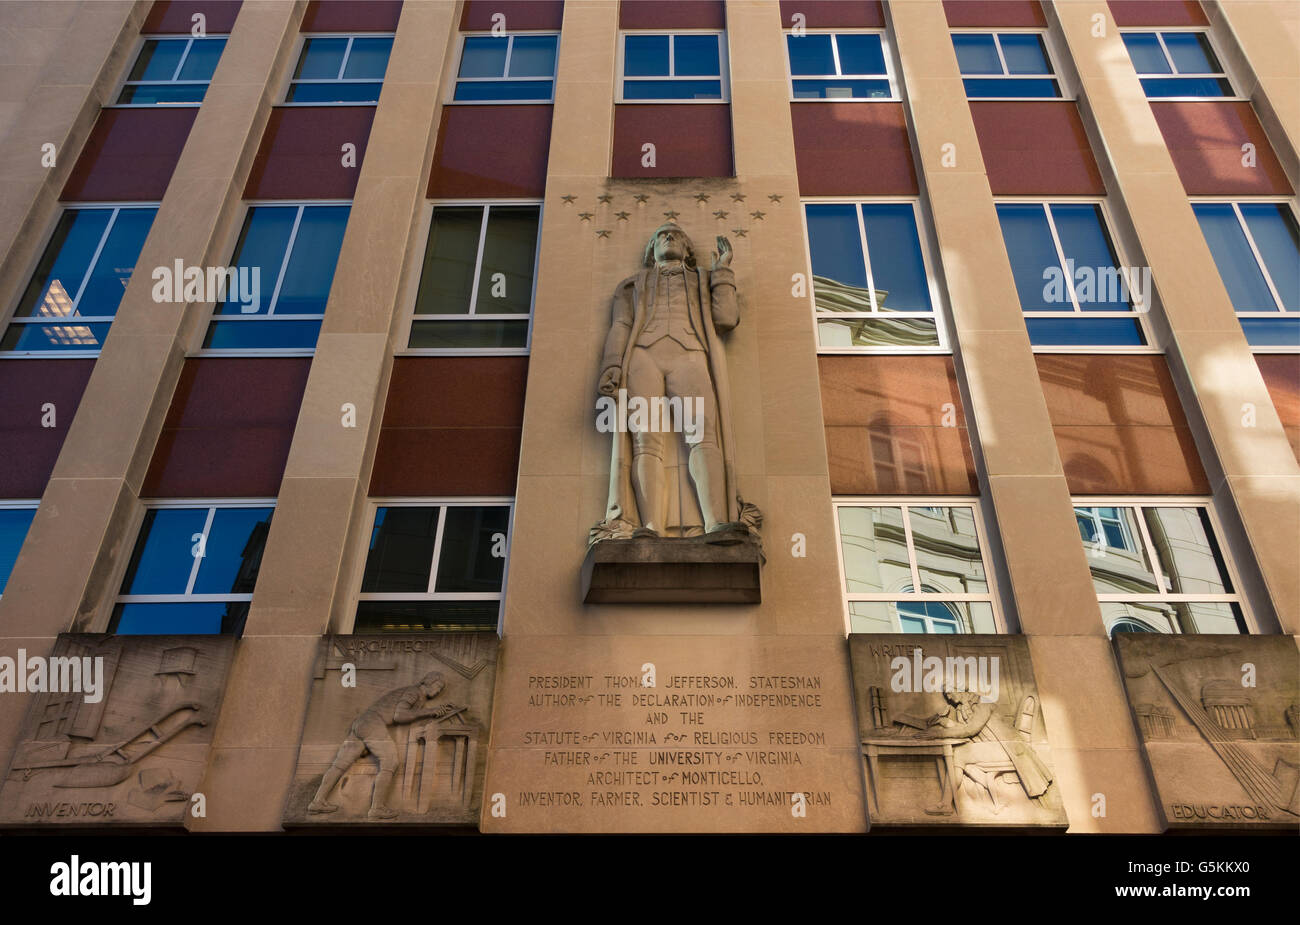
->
[[283, 634, 498, 826], [0, 635, 237, 826], [848, 635, 1067, 827]]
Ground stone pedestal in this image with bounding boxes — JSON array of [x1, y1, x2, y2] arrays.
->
[[581, 535, 764, 604]]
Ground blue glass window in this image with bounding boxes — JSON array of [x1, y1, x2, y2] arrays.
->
[[356, 504, 510, 632], [953, 32, 1060, 98], [454, 33, 558, 101], [1193, 201, 1299, 348], [117, 37, 227, 104], [997, 202, 1146, 347], [1121, 31, 1233, 97], [0, 507, 37, 595], [287, 35, 393, 103], [111, 504, 273, 634], [805, 202, 941, 349], [622, 33, 724, 100], [787, 32, 892, 99], [205, 204, 349, 350], [409, 204, 539, 350], [1, 206, 157, 354]]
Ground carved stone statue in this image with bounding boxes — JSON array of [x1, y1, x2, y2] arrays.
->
[[307, 671, 461, 820], [592, 223, 759, 544]]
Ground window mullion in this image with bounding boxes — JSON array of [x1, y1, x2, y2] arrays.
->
[[1231, 202, 1288, 312], [830, 34, 843, 77], [1042, 204, 1082, 313], [70, 208, 121, 313], [1154, 32, 1179, 75], [184, 506, 217, 596], [992, 33, 1011, 76], [171, 38, 194, 82], [668, 35, 675, 77], [502, 35, 513, 78], [467, 206, 490, 315], [427, 505, 449, 594], [337, 36, 354, 80], [1131, 505, 1170, 596], [266, 205, 305, 316], [856, 205, 878, 313], [899, 504, 922, 592]]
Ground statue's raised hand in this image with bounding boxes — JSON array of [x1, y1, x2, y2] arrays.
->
[[711, 235, 732, 270]]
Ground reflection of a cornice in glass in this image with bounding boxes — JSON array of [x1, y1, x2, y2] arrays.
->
[[37, 280, 73, 318], [43, 324, 99, 347]]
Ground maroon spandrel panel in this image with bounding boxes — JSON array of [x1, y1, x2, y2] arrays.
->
[[820, 356, 978, 496], [942, 0, 1046, 27], [778, 1, 885, 28], [1256, 355, 1300, 465], [611, 105, 733, 179], [1036, 354, 1210, 495], [971, 101, 1105, 195], [1107, 1, 1208, 27], [791, 103, 917, 195], [0, 360, 95, 499], [370, 357, 527, 497], [620, 0, 725, 30], [461, 0, 564, 31], [300, 0, 402, 32], [244, 107, 375, 200], [1150, 102, 1293, 197], [61, 108, 197, 202], [429, 106, 552, 198], [143, 0, 242, 34], [142, 358, 311, 499]]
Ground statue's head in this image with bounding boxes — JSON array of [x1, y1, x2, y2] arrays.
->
[[419, 671, 446, 697], [643, 223, 696, 268]]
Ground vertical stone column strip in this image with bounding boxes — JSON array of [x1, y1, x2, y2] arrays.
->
[[1052, 0, 1300, 636], [888, 0, 1159, 832], [191, 0, 460, 832], [0, 1, 141, 295], [1210, 0, 1300, 182], [0, 0, 304, 790]]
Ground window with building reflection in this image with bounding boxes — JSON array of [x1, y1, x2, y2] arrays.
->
[[355, 502, 510, 632], [834, 502, 997, 633], [1075, 501, 1248, 635]]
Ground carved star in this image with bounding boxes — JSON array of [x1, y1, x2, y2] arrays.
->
[[596, 229, 611, 238], [768, 193, 783, 203], [597, 194, 613, 204], [750, 211, 766, 220], [663, 210, 679, 220], [561, 194, 577, 204], [730, 193, 746, 202], [634, 194, 650, 203], [615, 211, 631, 221], [578, 211, 594, 221], [732, 228, 747, 237], [713, 210, 728, 220], [695, 193, 711, 203]]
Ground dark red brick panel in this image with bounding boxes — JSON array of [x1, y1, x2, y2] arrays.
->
[[0, 360, 95, 498], [620, 0, 725, 30], [1036, 354, 1209, 494], [244, 107, 374, 200], [461, 1, 564, 31], [777, 1, 885, 28], [143, 0, 242, 34], [819, 355, 978, 495], [943, 1, 1046, 27], [61, 108, 197, 202], [970, 101, 1105, 196], [1107, 1, 1208, 27], [142, 358, 311, 498], [791, 102, 917, 195], [301, 0, 402, 32], [1150, 102, 1293, 197], [1256, 354, 1300, 464], [429, 106, 552, 199], [369, 357, 527, 497], [611, 104, 733, 179]]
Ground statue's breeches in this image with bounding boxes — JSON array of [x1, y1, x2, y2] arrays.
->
[[625, 339, 719, 452]]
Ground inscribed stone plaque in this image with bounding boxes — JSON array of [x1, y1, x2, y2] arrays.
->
[[1114, 633, 1300, 829], [481, 635, 866, 833], [848, 635, 1067, 827], [0, 634, 236, 826], [283, 634, 498, 826]]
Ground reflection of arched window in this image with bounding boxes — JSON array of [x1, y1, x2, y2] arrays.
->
[[867, 422, 929, 493], [896, 600, 962, 633], [1075, 506, 1134, 551], [1108, 618, 1158, 636]]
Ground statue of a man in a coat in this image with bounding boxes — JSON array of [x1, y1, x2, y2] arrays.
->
[[591, 223, 759, 544]]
